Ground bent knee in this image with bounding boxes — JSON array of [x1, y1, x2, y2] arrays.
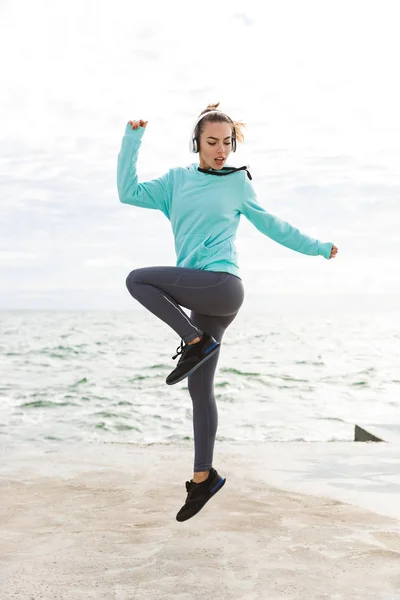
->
[[125, 269, 144, 291]]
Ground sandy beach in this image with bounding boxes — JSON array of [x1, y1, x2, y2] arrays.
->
[[1, 441, 400, 599]]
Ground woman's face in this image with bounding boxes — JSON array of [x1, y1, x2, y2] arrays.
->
[[198, 121, 233, 170]]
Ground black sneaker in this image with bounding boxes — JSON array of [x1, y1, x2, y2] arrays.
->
[[165, 332, 220, 386], [176, 467, 226, 522]]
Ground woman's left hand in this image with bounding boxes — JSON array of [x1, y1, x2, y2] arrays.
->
[[329, 245, 338, 259]]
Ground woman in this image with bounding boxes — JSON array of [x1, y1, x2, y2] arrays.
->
[[117, 103, 338, 522]]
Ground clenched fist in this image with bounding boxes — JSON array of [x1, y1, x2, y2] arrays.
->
[[329, 245, 338, 259], [128, 119, 148, 130]]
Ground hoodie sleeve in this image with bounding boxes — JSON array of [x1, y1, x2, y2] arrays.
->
[[117, 123, 171, 218], [240, 175, 333, 259]]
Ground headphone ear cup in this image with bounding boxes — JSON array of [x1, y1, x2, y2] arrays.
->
[[193, 136, 199, 153]]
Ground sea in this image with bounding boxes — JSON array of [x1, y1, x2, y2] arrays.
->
[[1, 303, 399, 449]]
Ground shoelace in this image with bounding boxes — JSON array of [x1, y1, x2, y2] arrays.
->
[[172, 340, 186, 361], [172, 336, 204, 361], [185, 480, 197, 501]]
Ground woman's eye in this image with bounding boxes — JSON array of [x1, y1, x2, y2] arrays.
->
[[207, 141, 231, 146]]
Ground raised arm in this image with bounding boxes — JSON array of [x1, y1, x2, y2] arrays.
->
[[117, 120, 171, 218], [240, 175, 335, 259]]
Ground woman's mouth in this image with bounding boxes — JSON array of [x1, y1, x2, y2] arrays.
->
[[215, 158, 225, 165]]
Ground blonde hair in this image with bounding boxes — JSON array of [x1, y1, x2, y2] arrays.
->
[[196, 102, 246, 143]]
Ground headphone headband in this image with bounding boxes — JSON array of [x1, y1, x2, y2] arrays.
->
[[189, 110, 236, 153], [192, 110, 233, 130]]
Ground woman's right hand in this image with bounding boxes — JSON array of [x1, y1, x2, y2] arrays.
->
[[128, 119, 148, 130]]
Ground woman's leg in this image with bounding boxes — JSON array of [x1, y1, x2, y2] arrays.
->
[[187, 311, 239, 478], [125, 266, 243, 343], [126, 266, 243, 476]]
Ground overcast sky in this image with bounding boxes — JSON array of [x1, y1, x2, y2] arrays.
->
[[1, 0, 399, 310]]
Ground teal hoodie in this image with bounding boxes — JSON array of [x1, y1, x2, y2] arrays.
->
[[117, 124, 333, 277]]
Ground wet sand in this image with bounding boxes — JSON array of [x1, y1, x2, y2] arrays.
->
[[1, 441, 400, 599]]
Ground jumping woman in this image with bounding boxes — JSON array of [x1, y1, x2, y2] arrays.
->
[[117, 102, 338, 522]]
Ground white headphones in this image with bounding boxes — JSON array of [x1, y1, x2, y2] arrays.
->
[[189, 110, 237, 153]]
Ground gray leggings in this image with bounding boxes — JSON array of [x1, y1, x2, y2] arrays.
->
[[125, 266, 244, 472]]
